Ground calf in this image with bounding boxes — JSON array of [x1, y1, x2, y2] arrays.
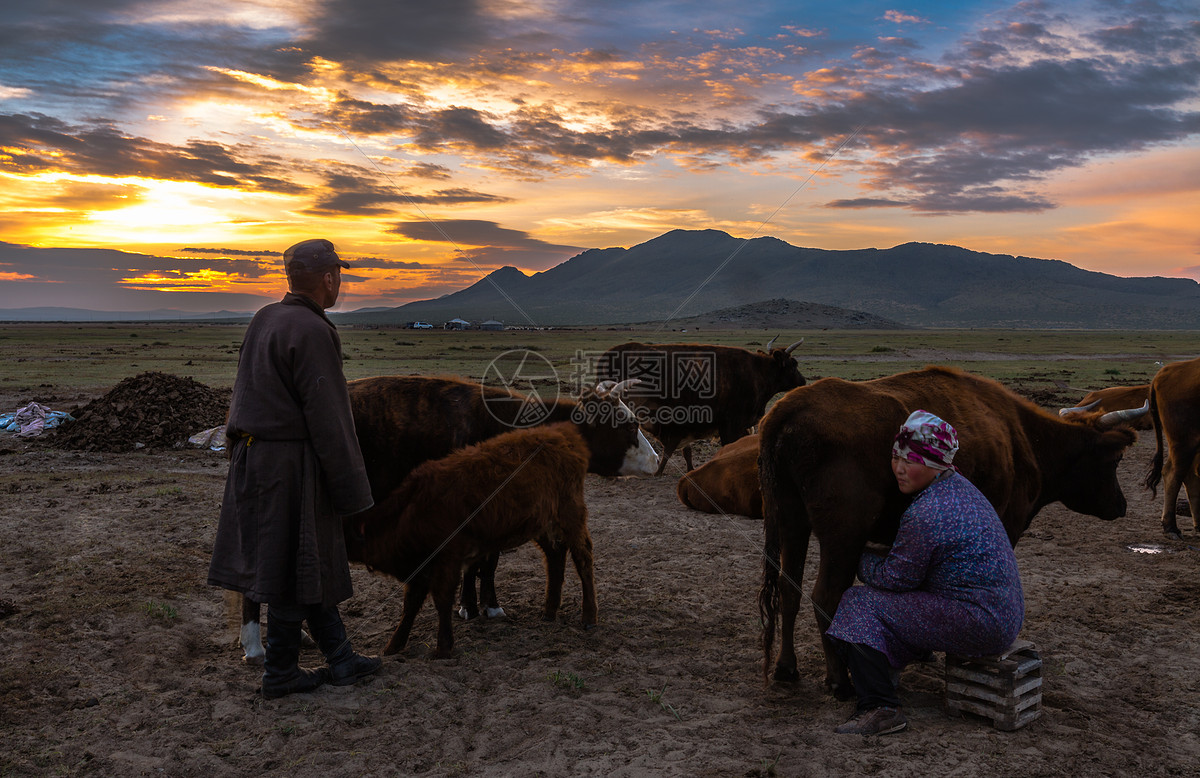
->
[[676, 434, 763, 519], [346, 422, 598, 658], [235, 375, 656, 663]]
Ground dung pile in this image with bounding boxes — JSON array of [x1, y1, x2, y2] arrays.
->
[[52, 371, 231, 452]]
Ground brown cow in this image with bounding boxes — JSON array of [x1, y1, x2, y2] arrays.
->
[[236, 375, 656, 663], [1143, 357, 1200, 538], [346, 417, 622, 659], [1060, 384, 1152, 430], [676, 434, 763, 519], [596, 339, 805, 475], [757, 366, 1143, 698]]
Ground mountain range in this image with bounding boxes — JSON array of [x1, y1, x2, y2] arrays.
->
[[340, 229, 1200, 329], [5, 230, 1200, 328]]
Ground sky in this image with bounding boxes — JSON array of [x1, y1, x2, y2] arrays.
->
[[0, 0, 1197, 313]]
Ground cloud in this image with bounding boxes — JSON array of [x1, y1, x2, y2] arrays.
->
[[387, 219, 583, 270], [825, 197, 908, 209], [304, 166, 511, 216], [180, 247, 281, 256], [883, 10, 927, 25], [0, 113, 304, 194], [298, 0, 496, 64], [388, 219, 575, 249]]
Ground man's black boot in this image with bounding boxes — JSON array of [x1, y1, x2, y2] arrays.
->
[[308, 606, 382, 686], [262, 607, 328, 699]]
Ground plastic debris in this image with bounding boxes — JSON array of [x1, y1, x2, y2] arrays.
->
[[188, 425, 227, 452], [0, 402, 75, 437]]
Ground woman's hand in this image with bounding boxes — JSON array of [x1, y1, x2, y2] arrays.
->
[[863, 541, 892, 556]]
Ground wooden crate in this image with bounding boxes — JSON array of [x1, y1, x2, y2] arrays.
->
[[945, 638, 1042, 731]]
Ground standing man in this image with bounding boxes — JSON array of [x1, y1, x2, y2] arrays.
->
[[209, 238, 381, 699]]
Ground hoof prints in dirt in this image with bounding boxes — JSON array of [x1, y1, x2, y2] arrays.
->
[[49, 371, 230, 452]]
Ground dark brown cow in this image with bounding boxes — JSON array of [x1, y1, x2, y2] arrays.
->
[[346, 404, 640, 658], [676, 434, 763, 519], [596, 339, 805, 475], [1143, 357, 1200, 538], [236, 375, 656, 663], [1060, 384, 1152, 430], [757, 366, 1141, 698]]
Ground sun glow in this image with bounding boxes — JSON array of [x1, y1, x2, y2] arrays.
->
[[120, 267, 262, 293]]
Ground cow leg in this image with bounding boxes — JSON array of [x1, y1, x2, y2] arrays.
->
[[537, 537, 569, 621], [477, 553, 504, 618], [459, 554, 504, 620], [655, 437, 681, 476], [1185, 457, 1200, 534], [239, 595, 264, 665], [384, 578, 430, 656], [458, 563, 481, 621], [811, 546, 866, 700], [1160, 448, 1186, 538], [682, 444, 695, 472], [771, 522, 811, 684], [564, 509, 597, 627], [430, 566, 459, 660]]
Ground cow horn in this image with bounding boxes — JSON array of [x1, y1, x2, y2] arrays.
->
[[597, 378, 640, 398], [1098, 399, 1150, 427], [1058, 398, 1101, 416], [766, 335, 778, 351], [785, 338, 804, 354]]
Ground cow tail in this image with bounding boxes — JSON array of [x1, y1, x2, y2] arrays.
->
[[757, 451, 781, 687], [1143, 382, 1164, 495]]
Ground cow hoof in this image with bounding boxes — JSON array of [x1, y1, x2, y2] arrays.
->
[[583, 622, 598, 631], [1164, 529, 1183, 540], [241, 654, 263, 666], [457, 607, 479, 621], [300, 629, 317, 649], [772, 665, 799, 684], [484, 606, 506, 619]]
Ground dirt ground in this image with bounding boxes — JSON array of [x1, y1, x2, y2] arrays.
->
[[2, 385, 1199, 777]]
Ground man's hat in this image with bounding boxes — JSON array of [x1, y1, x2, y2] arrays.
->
[[283, 239, 349, 272]]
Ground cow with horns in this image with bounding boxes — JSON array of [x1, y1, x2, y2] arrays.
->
[[344, 381, 652, 658], [235, 375, 657, 663], [1059, 384, 1152, 431], [757, 366, 1146, 698], [1143, 357, 1200, 538], [596, 338, 805, 475]]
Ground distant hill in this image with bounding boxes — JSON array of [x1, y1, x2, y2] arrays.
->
[[335, 229, 1200, 329], [0, 307, 253, 322], [628, 298, 907, 330], [9, 230, 1200, 328]]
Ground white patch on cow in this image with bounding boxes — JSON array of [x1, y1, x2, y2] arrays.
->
[[241, 621, 264, 665], [621, 429, 660, 476]]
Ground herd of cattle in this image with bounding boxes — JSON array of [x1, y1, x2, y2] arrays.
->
[[233, 339, 1200, 697]]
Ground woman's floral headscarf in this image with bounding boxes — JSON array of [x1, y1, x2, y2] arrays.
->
[[892, 410, 959, 471]]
